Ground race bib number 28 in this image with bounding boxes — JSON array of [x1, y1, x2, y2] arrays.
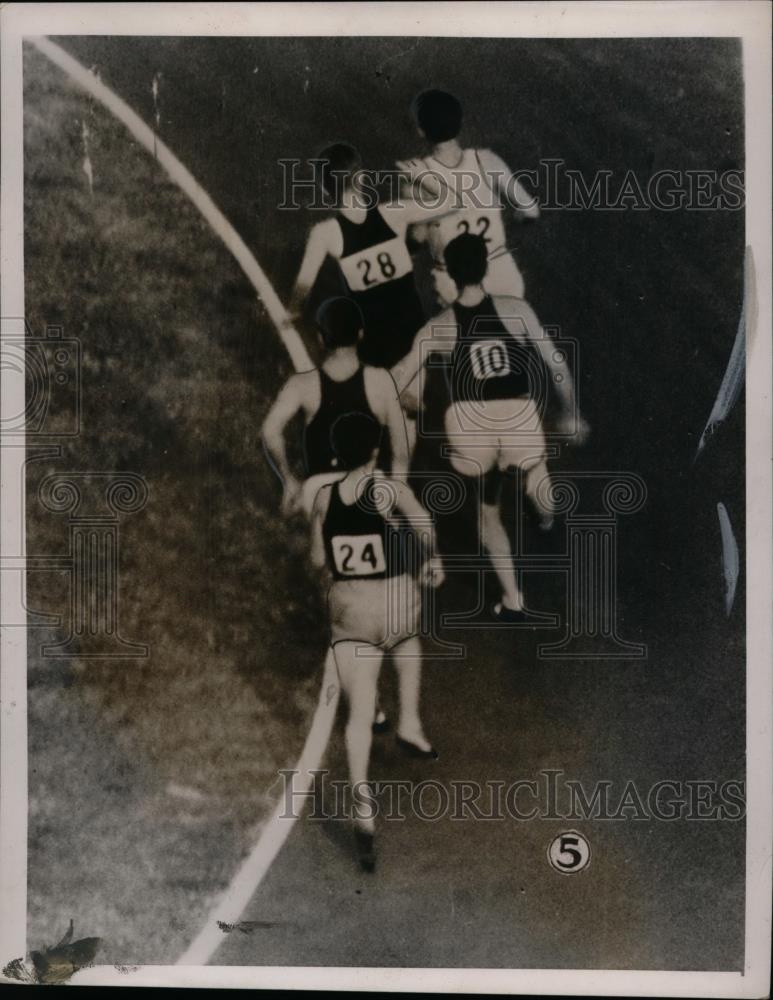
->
[[331, 534, 386, 576], [339, 236, 413, 292]]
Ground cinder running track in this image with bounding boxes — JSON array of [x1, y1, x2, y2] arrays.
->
[[49, 35, 746, 970]]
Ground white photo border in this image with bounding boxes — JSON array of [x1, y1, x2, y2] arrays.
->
[[1, 2, 770, 994]]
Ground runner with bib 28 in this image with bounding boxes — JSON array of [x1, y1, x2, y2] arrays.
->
[[288, 142, 455, 371]]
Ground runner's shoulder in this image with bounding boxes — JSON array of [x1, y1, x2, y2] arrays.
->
[[289, 368, 322, 398], [309, 215, 341, 247], [396, 156, 444, 196], [292, 367, 320, 387], [369, 470, 401, 511], [428, 305, 458, 330], [363, 364, 396, 392], [475, 147, 506, 170], [311, 479, 335, 516], [492, 294, 541, 329]]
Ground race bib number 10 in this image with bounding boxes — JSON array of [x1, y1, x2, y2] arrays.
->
[[469, 339, 512, 379], [331, 534, 386, 576]]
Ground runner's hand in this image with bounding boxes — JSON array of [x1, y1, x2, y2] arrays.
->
[[574, 415, 591, 445], [421, 556, 445, 589], [557, 413, 590, 446]]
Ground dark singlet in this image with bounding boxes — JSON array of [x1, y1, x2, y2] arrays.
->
[[322, 477, 401, 582], [303, 367, 378, 477], [337, 204, 426, 369], [449, 295, 539, 404]]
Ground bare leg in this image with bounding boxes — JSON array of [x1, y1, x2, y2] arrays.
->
[[524, 459, 554, 530], [481, 500, 524, 611], [392, 635, 432, 752], [332, 641, 382, 834]]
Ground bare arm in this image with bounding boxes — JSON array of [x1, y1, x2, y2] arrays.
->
[[393, 479, 445, 588], [365, 368, 410, 481], [261, 375, 305, 511], [381, 188, 458, 234], [288, 219, 340, 314], [395, 158, 432, 243], [395, 157, 421, 200], [390, 309, 457, 403], [498, 299, 589, 442], [477, 148, 540, 221], [309, 485, 331, 572]]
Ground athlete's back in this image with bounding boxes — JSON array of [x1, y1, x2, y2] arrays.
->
[[449, 292, 541, 405], [290, 142, 455, 370], [400, 149, 508, 265], [335, 202, 425, 368]]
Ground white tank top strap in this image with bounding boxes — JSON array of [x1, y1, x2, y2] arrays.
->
[[472, 148, 496, 197]]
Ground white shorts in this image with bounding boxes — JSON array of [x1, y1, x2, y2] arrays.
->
[[444, 397, 547, 477], [432, 250, 525, 306], [300, 471, 345, 517], [328, 574, 421, 650]]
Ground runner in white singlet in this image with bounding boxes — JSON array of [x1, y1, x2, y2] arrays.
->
[[397, 90, 539, 306]]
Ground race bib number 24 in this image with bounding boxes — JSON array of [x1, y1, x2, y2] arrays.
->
[[331, 534, 386, 576]]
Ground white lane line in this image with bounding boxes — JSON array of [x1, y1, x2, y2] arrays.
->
[[31, 36, 312, 373], [695, 245, 755, 461], [32, 36, 338, 967], [717, 502, 740, 617], [178, 648, 339, 965]]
